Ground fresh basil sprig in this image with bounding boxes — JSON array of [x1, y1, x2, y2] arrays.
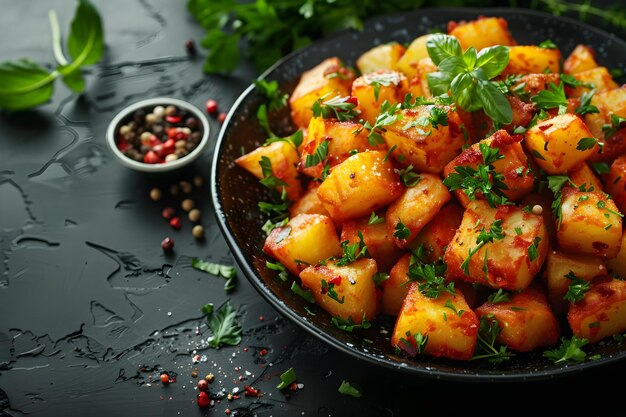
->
[[426, 34, 512, 126], [0, 0, 104, 110]]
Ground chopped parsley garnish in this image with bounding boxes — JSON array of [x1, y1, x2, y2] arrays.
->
[[576, 137, 598, 151], [266, 261, 289, 282], [276, 367, 297, 390], [487, 288, 510, 303], [406, 250, 454, 298], [560, 73, 593, 89], [372, 272, 389, 286], [259, 156, 288, 189], [538, 39, 558, 49], [531, 82, 567, 109], [575, 90, 599, 116], [321, 279, 344, 304], [291, 281, 315, 303], [206, 300, 242, 348], [563, 271, 591, 302], [368, 211, 385, 225], [192, 258, 237, 292], [311, 95, 360, 121], [602, 114, 626, 139], [357, 100, 403, 146], [444, 299, 464, 316], [304, 140, 329, 167], [460, 219, 505, 276], [592, 162, 611, 175], [528, 237, 542, 262], [395, 164, 421, 187], [335, 231, 368, 266], [331, 314, 371, 332], [264, 129, 304, 150], [338, 380, 362, 397], [472, 315, 513, 364], [443, 142, 509, 208], [254, 79, 288, 111], [397, 330, 429, 356], [393, 221, 411, 240], [546, 175, 574, 228], [543, 335, 589, 363]]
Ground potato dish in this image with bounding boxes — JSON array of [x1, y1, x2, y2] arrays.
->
[[235, 16, 626, 363]]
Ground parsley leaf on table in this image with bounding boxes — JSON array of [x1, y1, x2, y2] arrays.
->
[[207, 300, 242, 348]]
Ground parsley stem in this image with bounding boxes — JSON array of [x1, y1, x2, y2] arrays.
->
[[49, 10, 69, 66]]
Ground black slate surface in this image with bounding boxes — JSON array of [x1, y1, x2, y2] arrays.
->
[[1, 1, 625, 416]]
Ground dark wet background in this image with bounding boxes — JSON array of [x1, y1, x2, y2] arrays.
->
[[1, 1, 625, 416]]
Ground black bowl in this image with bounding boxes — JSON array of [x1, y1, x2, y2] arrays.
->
[[211, 7, 626, 381]]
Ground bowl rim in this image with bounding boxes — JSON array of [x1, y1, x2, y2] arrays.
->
[[106, 97, 210, 173], [211, 6, 626, 382]]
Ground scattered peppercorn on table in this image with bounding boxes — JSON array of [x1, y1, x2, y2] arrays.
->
[[1, 1, 626, 417]]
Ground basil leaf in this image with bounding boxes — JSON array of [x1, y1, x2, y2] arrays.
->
[[60, 67, 85, 93], [457, 85, 481, 112], [438, 56, 466, 75], [67, 0, 104, 67], [451, 73, 474, 98], [476, 46, 510, 79], [0, 59, 55, 110], [462, 47, 478, 70], [426, 71, 453, 96], [426, 34, 462, 66], [477, 80, 513, 125]]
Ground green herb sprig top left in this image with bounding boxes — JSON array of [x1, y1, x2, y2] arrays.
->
[[0, 0, 104, 111]]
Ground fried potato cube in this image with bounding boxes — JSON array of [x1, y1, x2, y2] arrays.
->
[[568, 67, 618, 98], [543, 250, 605, 314], [341, 214, 403, 273], [383, 105, 466, 174], [300, 117, 380, 179], [607, 231, 626, 279], [405, 76, 425, 99], [263, 214, 341, 276], [448, 17, 516, 51], [444, 201, 548, 291], [557, 187, 623, 258], [289, 57, 355, 129], [513, 73, 561, 97], [289, 182, 330, 218], [352, 70, 408, 124], [235, 141, 302, 201], [563, 44, 599, 74], [568, 277, 626, 343], [395, 35, 432, 79], [584, 86, 626, 155], [317, 150, 403, 222], [381, 254, 411, 316], [391, 282, 479, 361], [356, 42, 406, 75], [476, 285, 561, 352], [607, 155, 626, 214], [412, 203, 464, 262], [503, 46, 561, 75], [299, 258, 379, 323], [568, 162, 603, 192], [524, 114, 598, 175], [443, 130, 535, 207], [386, 174, 451, 249]]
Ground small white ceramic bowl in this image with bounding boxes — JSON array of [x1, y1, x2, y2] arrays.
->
[[106, 97, 210, 173]]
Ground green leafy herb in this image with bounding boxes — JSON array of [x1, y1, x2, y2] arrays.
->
[[543, 335, 589, 363], [397, 331, 429, 356], [592, 162, 611, 175], [200, 303, 214, 315], [321, 279, 344, 304], [338, 380, 362, 397], [395, 165, 421, 187], [335, 231, 368, 266], [382, 144, 397, 162], [264, 129, 304, 150], [406, 252, 454, 299], [528, 237, 542, 262], [0, 0, 104, 110], [358, 101, 403, 146], [575, 90, 599, 115], [266, 261, 289, 282], [488, 288, 510, 303], [425, 34, 512, 125], [603, 114, 626, 139], [276, 367, 297, 390], [192, 258, 237, 292], [393, 221, 411, 240], [254, 79, 288, 111], [259, 156, 289, 189], [291, 281, 315, 303], [444, 142, 509, 208], [444, 299, 464, 316], [561, 73, 593, 88], [576, 137, 598, 151], [372, 272, 389, 286], [331, 314, 371, 332], [563, 271, 591, 302], [368, 211, 385, 225], [460, 219, 505, 276], [311, 95, 359, 121], [472, 315, 514, 364], [531, 82, 567, 109], [207, 300, 242, 348], [538, 39, 558, 49], [304, 140, 329, 168]]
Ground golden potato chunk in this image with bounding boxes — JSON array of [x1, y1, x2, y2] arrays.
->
[[352, 70, 408, 124], [381, 254, 411, 316], [568, 277, 626, 343], [235, 140, 302, 201], [415, 58, 438, 98], [299, 258, 379, 323], [543, 250, 605, 314], [356, 42, 406, 75], [568, 162, 603, 192], [584, 87, 626, 161], [448, 17, 516, 51], [263, 214, 341, 276], [475, 285, 561, 352], [557, 187, 623, 258], [444, 201, 548, 291], [513, 73, 561, 98], [607, 155, 626, 214], [503, 46, 561, 75], [300, 117, 380, 179], [443, 130, 535, 207], [567, 67, 618, 98], [317, 150, 403, 222], [386, 173, 451, 249], [524, 113, 599, 175], [392, 282, 479, 361], [383, 105, 466, 174], [341, 214, 403, 273], [412, 203, 464, 262], [289, 182, 330, 218], [607, 231, 626, 279], [395, 35, 432, 79], [563, 45, 599, 74], [289, 57, 355, 129]]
